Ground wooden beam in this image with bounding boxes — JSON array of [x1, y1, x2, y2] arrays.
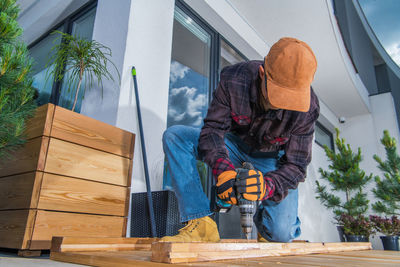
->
[[151, 241, 372, 264], [50, 251, 175, 267], [51, 237, 159, 252], [0, 172, 43, 210], [44, 138, 130, 186], [24, 103, 55, 140], [38, 173, 128, 216], [51, 105, 135, 158], [29, 210, 126, 250], [0, 136, 49, 177]]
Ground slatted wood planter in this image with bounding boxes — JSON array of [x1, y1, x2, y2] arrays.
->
[[0, 104, 135, 253]]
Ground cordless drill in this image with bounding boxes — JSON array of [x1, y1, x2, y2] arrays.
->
[[211, 162, 257, 240]]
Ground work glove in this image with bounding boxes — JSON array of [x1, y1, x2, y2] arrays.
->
[[235, 168, 267, 201], [216, 170, 238, 205]]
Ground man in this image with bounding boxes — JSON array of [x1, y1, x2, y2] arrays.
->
[[162, 37, 319, 242]]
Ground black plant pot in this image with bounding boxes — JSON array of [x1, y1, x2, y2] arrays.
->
[[380, 236, 399, 251], [344, 234, 369, 242], [337, 226, 346, 242]]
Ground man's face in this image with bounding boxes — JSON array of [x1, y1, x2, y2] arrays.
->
[[258, 66, 279, 110]]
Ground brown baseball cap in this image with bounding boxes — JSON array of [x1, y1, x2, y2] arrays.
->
[[264, 37, 317, 112]]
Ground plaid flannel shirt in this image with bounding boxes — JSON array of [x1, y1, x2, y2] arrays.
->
[[198, 60, 320, 202]]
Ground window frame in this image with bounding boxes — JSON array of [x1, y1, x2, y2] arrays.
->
[[173, 0, 248, 200], [315, 121, 335, 151], [28, 0, 98, 108]]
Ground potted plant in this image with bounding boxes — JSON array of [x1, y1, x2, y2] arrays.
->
[[0, 0, 37, 158], [371, 130, 400, 250], [46, 31, 120, 111], [338, 214, 374, 242], [315, 128, 373, 242], [370, 215, 400, 250]]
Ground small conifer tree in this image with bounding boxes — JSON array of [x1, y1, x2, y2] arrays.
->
[[316, 129, 373, 222], [0, 0, 36, 158], [372, 130, 400, 216]]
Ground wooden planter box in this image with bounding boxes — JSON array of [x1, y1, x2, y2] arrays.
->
[[0, 104, 135, 252]]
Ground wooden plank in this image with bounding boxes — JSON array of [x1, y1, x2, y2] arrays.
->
[[151, 242, 372, 263], [51, 105, 135, 158], [50, 250, 398, 267], [302, 253, 400, 265], [29, 210, 125, 250], [234, 254, 400, 267], [51, 251, 174, 267], [38, 173, 128, 216], [44, 138, 130, 186], [0, 209, 35, 249], [0, 172, 43, 210], [25, 104, 55, 139], [326, 250, 400, 260], [51, 237, 159, 252], [0, 136, 49, 177]]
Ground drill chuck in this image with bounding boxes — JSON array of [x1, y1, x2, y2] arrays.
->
[[238, 198, 255, 239]]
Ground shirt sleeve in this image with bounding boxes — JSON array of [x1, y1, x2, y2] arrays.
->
[[266, 102, 320, 202], [198, 79, 235, 179]]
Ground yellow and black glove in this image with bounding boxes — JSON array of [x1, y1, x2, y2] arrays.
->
[[216, 170, 238, 205], [235, 168, 266, 201]]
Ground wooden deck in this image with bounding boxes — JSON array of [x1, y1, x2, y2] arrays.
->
[[50, 249, 400, 266], [48, 237, 400, 266]]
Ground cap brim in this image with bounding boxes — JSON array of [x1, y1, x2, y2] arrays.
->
[[266, 77, 310, 112]]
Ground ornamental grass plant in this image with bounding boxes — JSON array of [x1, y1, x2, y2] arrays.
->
[[46, 31, 120, 112]]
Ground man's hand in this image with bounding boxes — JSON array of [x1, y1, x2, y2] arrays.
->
[[235, 168, 267, 201], [216, 170, 238, 205]]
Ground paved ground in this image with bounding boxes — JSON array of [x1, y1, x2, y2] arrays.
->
[[0, 250, 84, 267]]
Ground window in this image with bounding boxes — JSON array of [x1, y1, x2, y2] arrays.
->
[[315, 121, 334, 151], [220, 38, 246, 70], [166, 6, 212, 128], [163, 1, 246, 193], [28, 2, 97, 113]]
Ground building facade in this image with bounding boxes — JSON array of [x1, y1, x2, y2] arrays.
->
[[18, 0, 400, 249]]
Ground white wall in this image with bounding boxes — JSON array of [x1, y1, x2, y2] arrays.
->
[[80, 0, 132, 125], [115, 0, 175, 194]]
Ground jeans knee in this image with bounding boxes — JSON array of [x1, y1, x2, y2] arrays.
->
[[163, 125, 183, 146], [267, 225, 294, 242]]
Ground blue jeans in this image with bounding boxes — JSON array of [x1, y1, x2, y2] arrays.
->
[[162, 125, 301, 242]]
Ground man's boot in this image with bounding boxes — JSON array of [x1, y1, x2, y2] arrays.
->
[[257, 233, 269, 242], [160, 216, 220, 242]]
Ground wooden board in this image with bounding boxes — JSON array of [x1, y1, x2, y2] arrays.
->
[[29, 210, 125, 250], [0, 172, 42, 210], [51, 105, 135, 158], [51, 251, 171, 267], [44, 138, 130, 186], [151, 241, 373, 263], [24, 103, 55, 139], [52, 250, 400, 267], [0, 136, 49, 177], [49, 239, 397, 267], [38, 173, 127, 216], [0, 210, 36, 249], [51, 237, 159, 252]]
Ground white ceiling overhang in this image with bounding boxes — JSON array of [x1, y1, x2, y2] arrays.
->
[[222, 0, 372, 118]]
